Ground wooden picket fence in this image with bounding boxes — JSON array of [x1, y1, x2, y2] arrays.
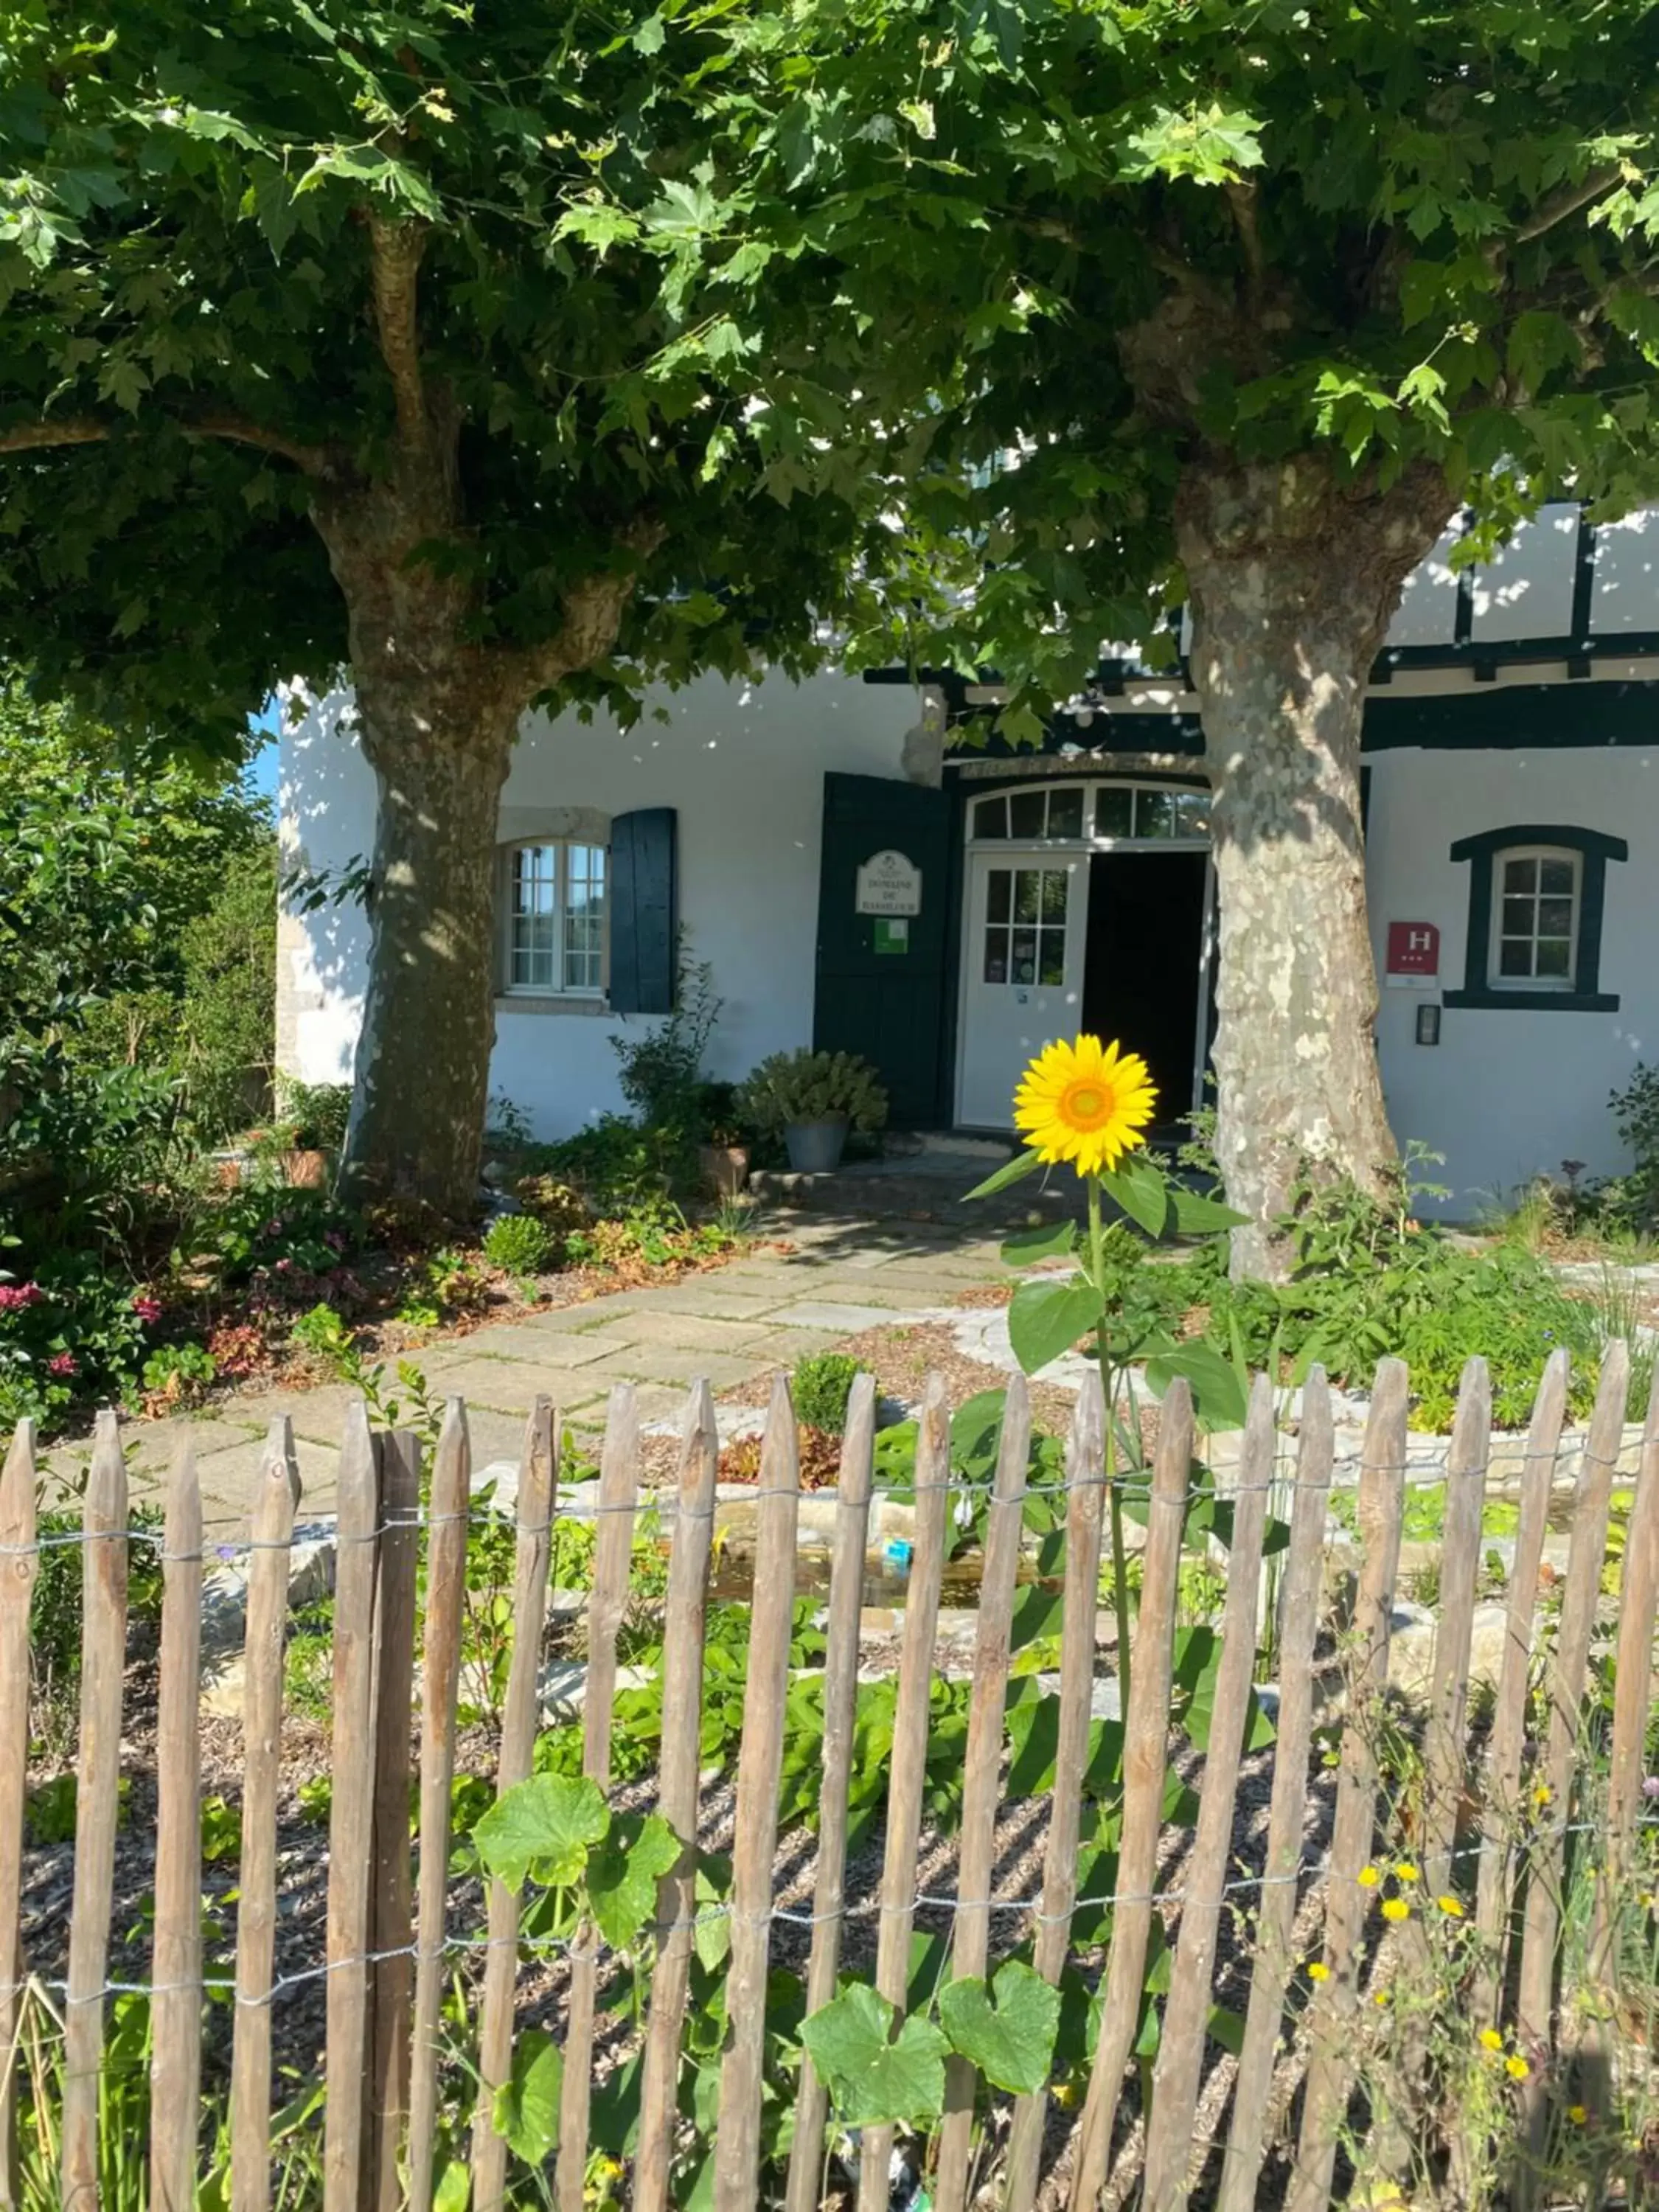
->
[[0, 1341, 1654, 2212]]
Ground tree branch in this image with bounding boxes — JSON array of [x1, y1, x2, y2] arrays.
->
[[367, 214, 432, 449], [1486, 164, 1625, 268], [508, 520, 667, 701], [0, 411, 347, 477], [1225, 180, 1265, 310], [0, 418, 113, 454]]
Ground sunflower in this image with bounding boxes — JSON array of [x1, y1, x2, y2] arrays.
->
[[1014, 1036, 1158, 1178]]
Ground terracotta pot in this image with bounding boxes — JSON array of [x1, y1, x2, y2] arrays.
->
[[698, 1142, 751, 1197], [280, 1149, 329, 1190]]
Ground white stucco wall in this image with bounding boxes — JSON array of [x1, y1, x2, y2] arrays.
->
[[278, 669, 921, 1137], [1367, 740, 1659, 1212]]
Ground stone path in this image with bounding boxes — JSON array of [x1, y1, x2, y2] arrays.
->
[[43, 1212, 1012, 1529]]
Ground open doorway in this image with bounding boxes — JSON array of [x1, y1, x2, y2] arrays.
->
[[1081, 850, 1211, 1124]]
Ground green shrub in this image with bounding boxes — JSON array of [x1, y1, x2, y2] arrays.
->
[[611, 959, 722, 1133], [512, 1175, 589, 1238], [1197, 1166, 1614, 1429], [793, 1352, 866, 1435], [275, 1079, 352, 1153], [734, 1049, 888, 1134], [483, 1212, 555, 1276], [139, 1340, 217, 1401], [535, 1113, 682, 1213]]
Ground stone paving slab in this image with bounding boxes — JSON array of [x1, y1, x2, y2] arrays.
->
[[769, 1299, 920, 1334], [416, 1355, 606, 1417], [601, 1309, 774, 1354], [35, 1212, 1008, 1526], [195, 1434, 343, 1528], [495, 1298, 643, 1335], [627, 1282, 801, 1321], [429, 1322, 626, 1368], [574, 1347, 766, 1394]]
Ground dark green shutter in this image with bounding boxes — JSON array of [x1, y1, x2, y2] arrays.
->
[[610, 808, 677, 1013], [814, 772, 951, 1127]]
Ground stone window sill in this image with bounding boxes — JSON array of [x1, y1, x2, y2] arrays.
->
[[495, 994, 611, 1018], [1441, 988, 1619, 1012]]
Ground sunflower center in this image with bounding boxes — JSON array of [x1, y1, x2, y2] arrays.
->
[[1060, 1079, 1116, 1129]]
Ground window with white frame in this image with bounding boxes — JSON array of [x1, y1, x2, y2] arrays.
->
[[504, 841, 608, 995], [1490, 846, 1579, 988]]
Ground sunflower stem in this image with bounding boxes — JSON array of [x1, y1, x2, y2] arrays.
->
[[1088, 1172, 1132, 1704]]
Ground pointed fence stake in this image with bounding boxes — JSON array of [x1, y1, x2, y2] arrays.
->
[[406, 1402, 471, 2212], [714, 1373, 804, 2212], [1217, 1370, 1334, 2212], [323, 1405, 380, 2212], [635, 1384, 720, 2212], [1065, 1377, 1194, 2212], [150, 1438, 204, 2212], [471, 1399, 558, 2212], [782, 1374, 877, 2212], [60, 1410, 129, 2212], [1003, 1374, 1105, 2212], [557, 1387, 639, 2212], [229, 1419, 299, 2212], [1287, 1360, 1409, 2212]]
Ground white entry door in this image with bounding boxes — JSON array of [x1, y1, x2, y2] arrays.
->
[[956, 850, 1088, 1128]]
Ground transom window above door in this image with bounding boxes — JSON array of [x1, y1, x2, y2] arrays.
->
[[983, 865, 1068, 985], [972, 786, 1088, 841], [968, 781, 1210, 844], [505, 840, 607, 995]]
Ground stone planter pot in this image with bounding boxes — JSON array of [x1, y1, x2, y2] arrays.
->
[[783, 1116, 849, 1174], [280, 1148, 329, 1190], [698, 1142, 751, 1197]]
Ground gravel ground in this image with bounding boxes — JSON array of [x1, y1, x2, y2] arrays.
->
[[17, 1594, 1344, 2212]]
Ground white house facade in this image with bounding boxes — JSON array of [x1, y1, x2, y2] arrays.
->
[[278, 501, 1659, 1217]]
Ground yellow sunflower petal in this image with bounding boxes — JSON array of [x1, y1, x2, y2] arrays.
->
[[1011, 1034, 1158, 1178]]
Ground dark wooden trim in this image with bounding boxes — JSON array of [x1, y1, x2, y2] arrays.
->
[[1453, 538, 1475, 647], [1444, 822, 1627, 1012]]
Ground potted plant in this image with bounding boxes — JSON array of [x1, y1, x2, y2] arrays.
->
[[694, 1081, 752, 1197], [274, 1082, 352, 1188], [734, 1050, 888, 1175]]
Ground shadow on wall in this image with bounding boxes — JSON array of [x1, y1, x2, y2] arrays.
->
[[276, 682, 378, 1085]]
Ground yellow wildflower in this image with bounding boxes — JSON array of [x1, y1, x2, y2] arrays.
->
[[1436, 1894, 1465, 1919], [1012, 1036, 1158, 1178], [1382, 1897, 1411, 1923], [1533, 1781, 1553, 1809], [1479, 2028, 1505, 2053], [1568, 2105, 1587, 2126], [1307, 1961, 1330, 1983], [1374, 1989, 1391, 2007], [1357, 1865, 1382, 1889], [1506, 2054, 1530, 2081], [1394, 1862, 1421, 1883]]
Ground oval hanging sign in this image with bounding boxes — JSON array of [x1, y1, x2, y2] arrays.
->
[[855, 849, 922, 917]]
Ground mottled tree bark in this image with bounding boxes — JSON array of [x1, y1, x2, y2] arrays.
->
[[1176, 459, 1454, 1279], [295, 219, 655, 1218]]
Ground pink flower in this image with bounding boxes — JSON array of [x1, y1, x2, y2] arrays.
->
[[0, 1283, 43, 1312], [131, 1293, 162, 1325], [46, 1352, 77, 1378], [274, 1256, 293, 1274], [1644, 1775, 1659, 1801]]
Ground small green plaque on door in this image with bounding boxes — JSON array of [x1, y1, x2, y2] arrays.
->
[[873, 918, 910, 955]]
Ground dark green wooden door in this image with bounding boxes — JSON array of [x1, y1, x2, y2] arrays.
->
[[814, 772, 952, 1127]]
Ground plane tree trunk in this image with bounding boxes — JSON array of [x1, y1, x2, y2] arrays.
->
[[297, 219, 653, 1220], [1175, 458, 1455, 1279]]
